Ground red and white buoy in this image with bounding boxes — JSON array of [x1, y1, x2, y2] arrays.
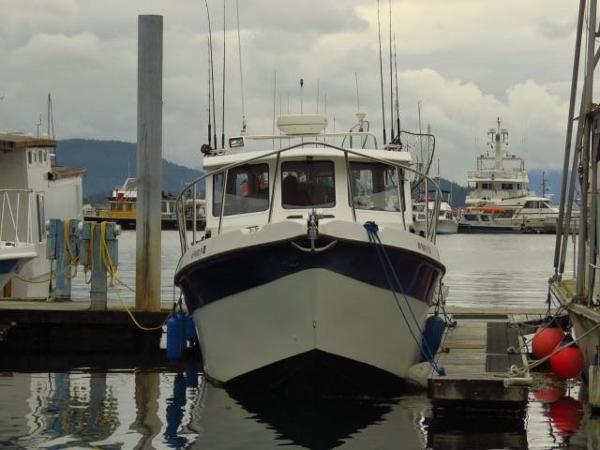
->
[[532, 326, 565, 359]]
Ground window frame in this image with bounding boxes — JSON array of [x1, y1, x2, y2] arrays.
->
[[212, 163, 270, 217], [280, 159, 336, 210], [348, 161, 405, 213]]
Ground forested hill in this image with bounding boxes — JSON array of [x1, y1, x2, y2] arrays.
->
[[56, 139, 203, 204]]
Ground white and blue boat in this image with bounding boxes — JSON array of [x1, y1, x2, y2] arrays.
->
[[174, 114, 446, 387]]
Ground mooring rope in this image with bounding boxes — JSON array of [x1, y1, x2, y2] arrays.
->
[[363, 221, 445, 376]]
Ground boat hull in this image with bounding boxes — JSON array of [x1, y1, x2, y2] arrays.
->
[[0, 258, 19, 290], [436, 219, 458, 235], [176, 226, 444, 385], [0, 246, 37, 290], [190, 267, 432, 383], [569, 309, 600, 370], [457, 223, 522, 234]]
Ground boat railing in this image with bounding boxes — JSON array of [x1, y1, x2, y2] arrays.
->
[[467, 170, 528, 181], [0, 189, 35, 246], [175, 142, 442, 254]]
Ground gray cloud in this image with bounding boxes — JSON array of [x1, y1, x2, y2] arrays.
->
[[0, 0, 582, 184]]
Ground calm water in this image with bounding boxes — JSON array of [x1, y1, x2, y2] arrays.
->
[[1, 232, 594, 450]]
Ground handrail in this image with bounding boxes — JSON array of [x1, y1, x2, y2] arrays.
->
[[175, 142, 442, 253], [0, 189, 35, 246]]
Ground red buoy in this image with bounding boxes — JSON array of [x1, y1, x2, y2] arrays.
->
[[550, 342, 584, 379], [549, 396, 583, 437], [532, 327, 565, 359]]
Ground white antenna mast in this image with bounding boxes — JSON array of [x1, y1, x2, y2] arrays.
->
[[47, 93, 55, 139], [35, 114, 42, 138]]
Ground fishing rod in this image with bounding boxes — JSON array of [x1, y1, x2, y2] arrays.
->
[[221, 0, 226, 149], [206, 39, 212, 147], [235, 0, 246, 133], [388, 0, 394, 140], [203, 0, 218, 149], [377, 0, 387, 145], [393, 33, 401, 145]]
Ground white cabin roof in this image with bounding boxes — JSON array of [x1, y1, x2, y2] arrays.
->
[[203, 147, 412, 170]]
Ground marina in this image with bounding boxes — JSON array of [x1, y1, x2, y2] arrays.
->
[[2, 0, 600, 449]]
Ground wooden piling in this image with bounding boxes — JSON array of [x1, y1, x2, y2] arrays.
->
[[136, 15, 163, 312]]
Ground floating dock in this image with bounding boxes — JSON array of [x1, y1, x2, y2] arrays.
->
[[429, 307, 549, 406], [0, 299, 170, 360], [0, 300, 557, 407]]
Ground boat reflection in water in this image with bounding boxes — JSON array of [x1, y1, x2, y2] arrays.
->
[[2, 366, 600, 449]]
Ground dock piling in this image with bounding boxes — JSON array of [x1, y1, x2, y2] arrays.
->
[[81, 222, 119, 310], [135, 14, 163, 313], [47, 219, 79, 301]]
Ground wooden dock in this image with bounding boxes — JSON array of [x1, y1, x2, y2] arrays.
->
[[0, 299, 171, 363], [0, 299, 555, 406], [428, 308, 548, 406]]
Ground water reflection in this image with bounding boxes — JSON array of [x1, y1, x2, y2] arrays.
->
[[425, 407, 527, 449], [3, 367, 600, 449]]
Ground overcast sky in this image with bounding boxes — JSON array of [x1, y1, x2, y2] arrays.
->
[[0, 0, 584, 183]]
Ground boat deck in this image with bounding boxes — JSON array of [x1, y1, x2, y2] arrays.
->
[[429, 308, 547, 405]]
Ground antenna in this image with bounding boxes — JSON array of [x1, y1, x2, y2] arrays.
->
[[417, 101, 424, 162], [300, 78, 304, 113], [377, 0, 387, 145], [235, 0, 246, 133], [393, 34, 401, 142], [221, 0, 226, 149], [272, 70, 277, 148], [388, 0, 394, 140], [324, 93, 327, 116], [206, 38, 212, 146], [47, 93, 55, 139], [203, 0, 218, 149], [35, 114, 42, 138], [354, 72, 360, 112]]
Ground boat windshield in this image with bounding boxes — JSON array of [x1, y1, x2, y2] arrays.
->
[[349, 162, 402, 212], [281, 160, 335, 209], [213, 164, 270, 216]]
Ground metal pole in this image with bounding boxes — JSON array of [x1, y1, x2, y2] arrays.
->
[[268, 154, 280, 224], [577, 0, 596, 299], [192, 184, 197, 245], [136, 15, 163, 312], [588, 124, 599, 303], [345, 151, 357, 222], [218, 170, 228, 235], [554, 0, 586, 274]]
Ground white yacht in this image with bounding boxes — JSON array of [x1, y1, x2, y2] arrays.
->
[[174, 114, 446, 386], [461, 119, 559, 233], [413, 193, 458, 235], [0, 133, 84, 298]]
